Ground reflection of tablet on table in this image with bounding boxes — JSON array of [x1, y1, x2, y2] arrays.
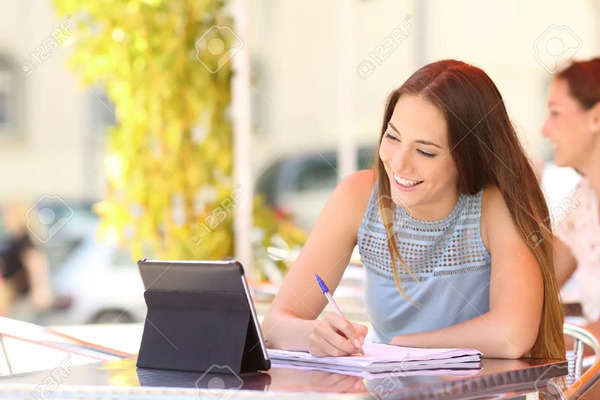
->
[[137, 259, 271, 373]]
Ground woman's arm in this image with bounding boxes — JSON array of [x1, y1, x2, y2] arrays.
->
[[553, 237, 577, 287], [390, 186, 544, 359], [261, 170, 373, 355]]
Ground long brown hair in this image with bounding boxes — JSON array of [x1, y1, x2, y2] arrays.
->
[[556, 57, 600, 109], [374, 59, 565, 359]]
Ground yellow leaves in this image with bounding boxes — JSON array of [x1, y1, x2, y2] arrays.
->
[[165, 121, 183, 153], [140, 0, 164, 7], [134, 37, 148, 52], [105, 152, 127, 189], [112, 28, 126, 42], [53, 0, 306, 276], [126, 2, 141, 14]]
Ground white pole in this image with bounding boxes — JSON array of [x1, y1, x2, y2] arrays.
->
[[595, 0, 600, 52], [337, 0, 356, 178], [231, 0, 254, 277]]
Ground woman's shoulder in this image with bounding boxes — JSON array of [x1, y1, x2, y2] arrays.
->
[[480, 184, 503, 207], [480, 184, 511, 250], [337, 169, 377, 204], [328, 169, 377, 229]]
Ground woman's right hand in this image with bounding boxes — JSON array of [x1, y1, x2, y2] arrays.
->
[[308, 313, 368, 357]]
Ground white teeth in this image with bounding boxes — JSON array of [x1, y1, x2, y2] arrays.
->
[[394, 173, 422, 187]]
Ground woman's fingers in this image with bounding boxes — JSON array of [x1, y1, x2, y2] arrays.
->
[[308, 314, 370, 357], [309, 317, 360, 356], [309, 330, 355, 357], [323, 314, 363, 349], [351, 322, 369, 336], [317, 317, 358, 353], [350, 323, 369, 346]]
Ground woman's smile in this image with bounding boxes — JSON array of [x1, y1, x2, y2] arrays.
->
[[392, 172, 424, 191]]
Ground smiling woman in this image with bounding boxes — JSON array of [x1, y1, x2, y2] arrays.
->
[[379, 96, 460, 221], [542, 58, 600, 338], [261, 59, 566, 360]]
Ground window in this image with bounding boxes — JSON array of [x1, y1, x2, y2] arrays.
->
[[0, 91, 6, 125], [294, 155, 339, 192], [89, 88, 117, 134], [255, 161, 282, 205], [0, 54, 18, 137]]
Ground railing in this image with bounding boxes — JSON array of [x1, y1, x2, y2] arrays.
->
[[563, 323, 600, 398]]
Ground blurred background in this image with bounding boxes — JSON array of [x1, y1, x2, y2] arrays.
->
[[0, 0, 597, 331]]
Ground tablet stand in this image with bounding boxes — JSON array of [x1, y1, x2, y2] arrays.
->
[[136, 289, 268, 373]]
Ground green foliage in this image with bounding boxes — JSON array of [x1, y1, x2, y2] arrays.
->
[[53, 0, 305, 277]]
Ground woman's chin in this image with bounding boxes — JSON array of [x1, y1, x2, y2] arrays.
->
[[389, 187, 416, 208], [552, 153, 573, 169]]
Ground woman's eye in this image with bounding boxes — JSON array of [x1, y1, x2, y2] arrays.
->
[[550, 110, 559, 117], [417, 149, 435, 158], [385, 132, 399, 141]]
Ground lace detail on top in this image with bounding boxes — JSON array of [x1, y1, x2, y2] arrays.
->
[[358, 188, 490, 282]]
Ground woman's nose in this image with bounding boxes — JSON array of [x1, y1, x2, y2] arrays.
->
[[541, 117, 551, 138], [389, 149, 412, 174]]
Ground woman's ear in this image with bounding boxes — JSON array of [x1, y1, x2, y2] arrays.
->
[[588, 101, 600, 134]]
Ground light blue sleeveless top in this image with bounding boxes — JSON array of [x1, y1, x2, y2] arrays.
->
[[358, 187, 491, 344]]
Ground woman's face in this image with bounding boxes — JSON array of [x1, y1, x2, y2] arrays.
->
[[379, 94, 459, 220], [542, 78, 599, 168]]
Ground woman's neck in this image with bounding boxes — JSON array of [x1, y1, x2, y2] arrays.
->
[[579, 141, 600, 200], [409, 188, 461, 222]]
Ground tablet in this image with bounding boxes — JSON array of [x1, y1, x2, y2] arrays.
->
[[137, 259, 271, 373]]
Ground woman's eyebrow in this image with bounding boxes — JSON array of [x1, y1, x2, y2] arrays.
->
[[388, 122, 442, 149]]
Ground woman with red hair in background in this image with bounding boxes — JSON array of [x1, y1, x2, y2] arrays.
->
[[542, 58, 600, 335]]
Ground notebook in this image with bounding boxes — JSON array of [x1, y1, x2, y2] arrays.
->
[[267, 341, 482, 376], [271, 362, 483, 379]]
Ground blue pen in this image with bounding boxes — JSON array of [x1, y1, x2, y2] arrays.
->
[[315, 273, 365, 356]]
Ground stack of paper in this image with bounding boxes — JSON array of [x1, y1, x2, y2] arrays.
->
[[268, 342, 482, 378]]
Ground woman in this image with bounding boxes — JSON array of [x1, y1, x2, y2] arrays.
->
[[0, 203, 53, 316], [262, 59, 565, 359], [542, 57, 600, 333]]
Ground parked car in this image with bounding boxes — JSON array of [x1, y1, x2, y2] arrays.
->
[[255, 147, 377, 230], [51, 223, 146, 325]]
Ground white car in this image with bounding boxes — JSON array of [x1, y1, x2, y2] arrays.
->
[[51, 225, 146, 325], [255, 147, 376, 231]]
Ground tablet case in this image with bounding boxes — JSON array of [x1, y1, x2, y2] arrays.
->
[[136, 289, 270, 373]]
